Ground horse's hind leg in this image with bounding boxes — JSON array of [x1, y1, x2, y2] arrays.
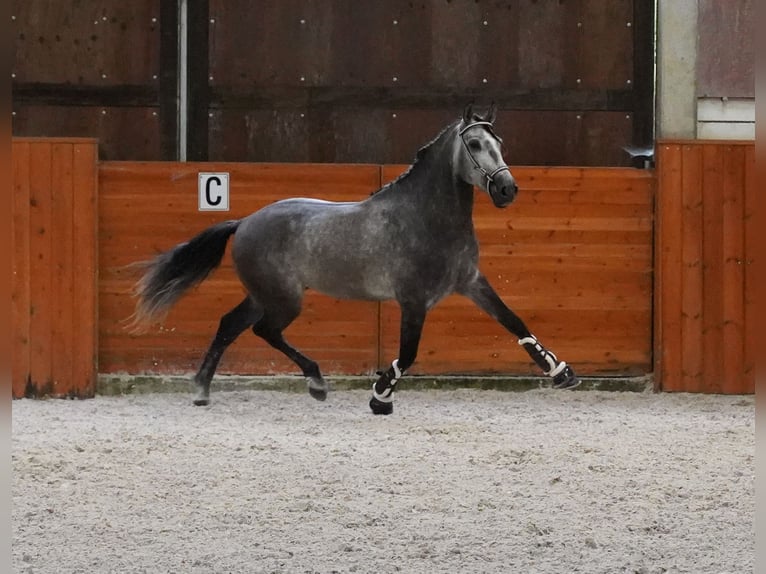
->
[[255, 328, 329, 401], [193, 297, 261, 406], [249, 293, 329, 401], [460, 273, 580, 389]]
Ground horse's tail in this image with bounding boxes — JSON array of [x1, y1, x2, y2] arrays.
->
[[128, 219, 241, 331]]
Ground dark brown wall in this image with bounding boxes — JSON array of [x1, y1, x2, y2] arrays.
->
[[13, 0, 654, 165], [11, 0, 176, 160], [206, 0, 651, 166]]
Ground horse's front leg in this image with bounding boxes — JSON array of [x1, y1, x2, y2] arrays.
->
[[460, 273, 580, 389], [369, 303, 426, 415]]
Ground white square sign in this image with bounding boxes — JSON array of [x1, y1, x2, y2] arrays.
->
[[198, 172, 230, 211]]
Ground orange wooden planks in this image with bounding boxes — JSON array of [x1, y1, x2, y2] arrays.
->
[[656, 144, 685, 391], [15, 142, 755, 392], [656, 141, 754, 394], [11, 138, 99, 398], [700, 145, 725, 393], [98, 162, 382, 376], [12, 142, 32, 398], [49, 143, 75, 396], [27, 142, 54, 394], [72, 143, 99, 396], [721, 146, 746, 394], [680, 145, 704, 391], [743, 146, 755, 389], [381, 164, 654, 376]]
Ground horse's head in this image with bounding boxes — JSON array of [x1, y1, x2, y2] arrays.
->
[[454, 103, 517, 208]]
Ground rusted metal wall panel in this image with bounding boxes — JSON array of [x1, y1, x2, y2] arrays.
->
[[12, 0, 160, 85], [12, 0, 650, 164], [575, 0, 634, 89], [697, 0, 754, 97], [207, 0, 645, 166], [13, 105, 161, 161], [11, 1, 168, 160]]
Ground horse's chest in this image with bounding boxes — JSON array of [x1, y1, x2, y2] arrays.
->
[[405, 240, 478, 292]]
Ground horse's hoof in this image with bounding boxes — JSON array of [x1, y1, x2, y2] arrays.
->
[[309, 386, 328, 401], [369, 396, 393, 415], [192, 397, 210, 406], [552, 365, 581, 390], [307, 378, 328, 401]]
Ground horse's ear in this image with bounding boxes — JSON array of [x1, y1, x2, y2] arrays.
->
[[462, 103, 474, 123], [486, 102, 497, 123]]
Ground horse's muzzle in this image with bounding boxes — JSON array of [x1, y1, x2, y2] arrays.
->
[[489, 180, 518, 208]]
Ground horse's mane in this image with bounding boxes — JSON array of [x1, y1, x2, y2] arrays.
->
[[371, 119, 462, 195]]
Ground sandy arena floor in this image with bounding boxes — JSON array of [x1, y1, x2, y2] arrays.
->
[[12, 388, 754, 574]]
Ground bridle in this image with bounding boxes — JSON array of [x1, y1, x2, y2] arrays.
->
[[458, 121, 510, 189]]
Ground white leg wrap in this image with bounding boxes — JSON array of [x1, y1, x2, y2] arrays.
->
[[372, 387, 394, 403], [548, 361, 568, 377], [391, 359, 403, 379], [518, 334, 561, 376], [372, 360, 403, 403]]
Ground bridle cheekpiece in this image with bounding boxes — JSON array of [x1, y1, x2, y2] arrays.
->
[[458, 121, 510, 189]]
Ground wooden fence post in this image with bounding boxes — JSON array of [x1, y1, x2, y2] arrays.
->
[[12, 138, 99, 398]]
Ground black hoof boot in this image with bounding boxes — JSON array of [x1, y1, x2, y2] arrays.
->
[[552, 365, 581, 389], [369, 396, 393, 415]]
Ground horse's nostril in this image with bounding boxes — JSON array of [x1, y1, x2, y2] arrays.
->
[[501, 184, 516, 198]]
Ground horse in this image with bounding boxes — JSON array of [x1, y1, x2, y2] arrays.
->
[[131, 104, 580, 414]]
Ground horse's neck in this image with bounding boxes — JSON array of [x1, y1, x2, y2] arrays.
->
[[381, 148, 476, 231]]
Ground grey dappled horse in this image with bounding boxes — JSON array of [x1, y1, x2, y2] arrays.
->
[[132, 104, 580, 414]]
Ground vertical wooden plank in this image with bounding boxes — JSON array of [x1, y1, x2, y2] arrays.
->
[[721, 145, 746, 393], [72, 143, 98, 397], [680, 145, 704, 391], [701, 145, 725, 393], [656, 144, 684, 391], [28, 142, 54, 395], [743, 145, 755, 392], [11, 142, 31, 398], [49, 143, 75, 396]]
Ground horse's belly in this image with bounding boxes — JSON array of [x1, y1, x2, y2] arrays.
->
[[305, 271, 396, 302]]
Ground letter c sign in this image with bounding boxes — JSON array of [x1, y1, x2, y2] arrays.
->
[[198, 173, 230, 211]]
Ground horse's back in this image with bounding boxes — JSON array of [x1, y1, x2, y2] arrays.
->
[[231, 197, 398, 301]]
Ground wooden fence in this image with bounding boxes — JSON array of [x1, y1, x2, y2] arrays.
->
[[14, 137, 754, 396], [655, 141, 755, 393], [98, 162, 382, 375], [12, 138, 99, 398], [99, 162, 654, 378], [379, 165, 654, 375]]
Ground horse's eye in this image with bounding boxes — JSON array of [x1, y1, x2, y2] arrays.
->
[[468, 139, 482, 151]]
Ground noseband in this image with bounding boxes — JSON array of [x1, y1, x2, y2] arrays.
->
[[458, 121, 510, 188]]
